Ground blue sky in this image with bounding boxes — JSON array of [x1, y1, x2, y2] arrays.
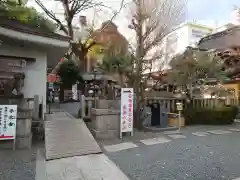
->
[[187, 0, 240, 26]]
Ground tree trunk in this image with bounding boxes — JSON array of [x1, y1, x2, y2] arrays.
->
[[134, 66, 143, 129], [134, 0, 144, 129]]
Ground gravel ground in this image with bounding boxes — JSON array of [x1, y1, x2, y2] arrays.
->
[[0, 142, 43, 180], [105, 124, 240, 180]]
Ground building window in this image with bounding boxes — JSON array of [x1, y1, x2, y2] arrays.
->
[[192, 29, 209, 38]]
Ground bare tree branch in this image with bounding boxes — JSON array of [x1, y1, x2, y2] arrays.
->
[[35, 0, 69, 35]]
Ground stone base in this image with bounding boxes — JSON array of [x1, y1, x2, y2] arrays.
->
[[16, 134, 32, 149], [91, 129, 118, 140], [90, 108, 120, 140]]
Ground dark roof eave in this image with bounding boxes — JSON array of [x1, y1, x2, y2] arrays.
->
[[0, 19, 71, 41], [198, 25, 240, 46]]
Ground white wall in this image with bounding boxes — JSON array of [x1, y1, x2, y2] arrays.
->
[[0, 45, 47, 114]]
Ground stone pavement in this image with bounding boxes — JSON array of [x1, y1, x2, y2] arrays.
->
[[36, 148, 129, 180], [36, 109, 129, 180]]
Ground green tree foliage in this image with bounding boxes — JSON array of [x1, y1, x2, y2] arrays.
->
[[99, 55, 133, 87], [167, 47, 226, 98], [58, 60, 83, 86], [0, 0, 56, 32]]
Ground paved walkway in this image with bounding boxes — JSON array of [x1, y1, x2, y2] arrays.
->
[[45, 110, 101, 160], [37, 108, 129, 180], [37, 149, 129, 180]]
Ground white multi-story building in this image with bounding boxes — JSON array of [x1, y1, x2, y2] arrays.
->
[[150, 22, 214, 73]]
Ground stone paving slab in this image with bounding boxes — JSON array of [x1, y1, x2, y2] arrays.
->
[[43, 154, 130, 180], [207, 130, 232, 135], [140, 136, 171, 145], [192, 132, 210, 137], [163, 130, 182, 135], [104, 142, 138, 152], [229, 128, 240, 132], [168, 134, 186, 139], [45, 112, 102, 160]]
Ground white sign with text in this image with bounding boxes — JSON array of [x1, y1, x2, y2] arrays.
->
[[120, 88, 134, 136], [0, 105, 17, 140]]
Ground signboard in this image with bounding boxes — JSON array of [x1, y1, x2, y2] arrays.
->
[[120, 88, 134, 137], [0, 105, 17, 140]]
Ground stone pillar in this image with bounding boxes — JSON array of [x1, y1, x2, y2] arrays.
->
[[80, 95, 85, 118], [33, 95, 39, 120], [87, 100, 93, 117], [16, 114, 32, 149]]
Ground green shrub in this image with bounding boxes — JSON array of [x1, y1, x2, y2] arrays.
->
[[184, 105, 238, 125]]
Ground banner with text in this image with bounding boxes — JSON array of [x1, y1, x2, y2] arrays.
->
[[120, 88, 134, 133]]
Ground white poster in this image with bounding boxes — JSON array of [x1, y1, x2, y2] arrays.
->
[[120, 88, 134, 133], [72, 84, 78, 100], [0, 105, 17, 140]]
